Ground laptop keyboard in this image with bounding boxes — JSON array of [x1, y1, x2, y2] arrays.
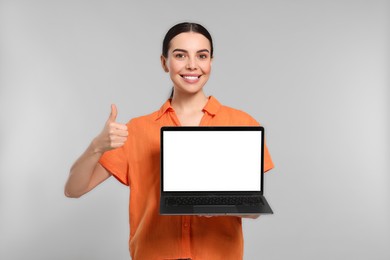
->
[[166, 196, 263, 206]]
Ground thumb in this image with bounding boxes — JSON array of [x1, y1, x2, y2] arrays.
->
[[108, 104, 118, 122]]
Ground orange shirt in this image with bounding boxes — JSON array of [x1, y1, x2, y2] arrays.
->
[[99, 96, 274, 260]]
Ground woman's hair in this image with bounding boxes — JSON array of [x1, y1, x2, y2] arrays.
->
[[162, 22, 213, 58], [163, 22, 214, 98]]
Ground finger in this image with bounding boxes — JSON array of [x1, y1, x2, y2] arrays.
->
[[112, 129, 129, 137], [110, 143, 123, 149], [109, 128, 127, 138], [109, 122, 127, 133], [109, 122, 128, 131], [108, 104, 118, 122], [109, 134, 128, 141], [110, 136, 127, 144], [110, 138, 127, 148]]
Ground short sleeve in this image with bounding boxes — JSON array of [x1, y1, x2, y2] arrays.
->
[[99, 146, 129, 186], [244, 114, 274, 173], [263, 144, 274, 173]]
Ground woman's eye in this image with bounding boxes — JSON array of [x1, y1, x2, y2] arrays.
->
[[175, 53, 185, 59], [199, 54, 208, 59]]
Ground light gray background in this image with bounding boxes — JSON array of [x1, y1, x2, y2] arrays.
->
[[0, 1, 389, 259]]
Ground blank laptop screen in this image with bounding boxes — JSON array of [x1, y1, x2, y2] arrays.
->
[[163, 130, 262, 192]]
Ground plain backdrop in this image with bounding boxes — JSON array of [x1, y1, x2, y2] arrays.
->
[[0, 0, 389, 259]]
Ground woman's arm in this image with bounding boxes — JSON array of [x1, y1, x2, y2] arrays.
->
[[64, 104, 128, 198], [64, 141, 110, 198]]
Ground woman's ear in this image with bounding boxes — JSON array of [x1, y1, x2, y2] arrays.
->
[[160, 55, 169, 72]]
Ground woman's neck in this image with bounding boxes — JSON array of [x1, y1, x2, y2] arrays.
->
[[171, 90, 208, 114]]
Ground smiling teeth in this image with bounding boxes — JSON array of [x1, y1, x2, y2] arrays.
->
[[183, 76, 198, 80]]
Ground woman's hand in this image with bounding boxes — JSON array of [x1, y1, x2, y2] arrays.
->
[[93, 104, 128, 153], [65, 104, 127, 198]]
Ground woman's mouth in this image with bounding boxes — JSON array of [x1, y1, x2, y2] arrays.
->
[[181, 74, 201, 83]]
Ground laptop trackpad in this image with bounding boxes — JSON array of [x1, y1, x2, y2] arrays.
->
[[193, 205, 238, 214]]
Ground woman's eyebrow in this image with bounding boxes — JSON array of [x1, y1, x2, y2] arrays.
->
[[172, 49, 210, 53]]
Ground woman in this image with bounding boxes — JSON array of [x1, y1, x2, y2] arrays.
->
[[65, 22, 274, 260]]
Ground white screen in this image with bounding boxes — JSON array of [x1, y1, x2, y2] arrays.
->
[[163, 131, 262, 191]]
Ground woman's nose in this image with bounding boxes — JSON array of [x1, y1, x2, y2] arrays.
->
[[186, 57, 197, 70]]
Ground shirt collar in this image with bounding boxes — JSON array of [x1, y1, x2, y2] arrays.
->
[[202, 96, 221, 116], [155, 96, 221, 120], [155, 99, 174, 120]]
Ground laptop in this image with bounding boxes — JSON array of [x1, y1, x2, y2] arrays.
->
[[160, 126, 273, 215]]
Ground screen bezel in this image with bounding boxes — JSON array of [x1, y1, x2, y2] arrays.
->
[[160, 126, 265, 195]]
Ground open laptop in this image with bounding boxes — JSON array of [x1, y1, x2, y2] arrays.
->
[[160, 126, 273, 215]]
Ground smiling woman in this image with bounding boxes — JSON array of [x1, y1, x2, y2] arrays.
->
[[162, 32, 212, 96], [64, 22, 274, 260]]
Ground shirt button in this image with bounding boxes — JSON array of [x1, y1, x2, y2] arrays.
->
[[184, 223, 189, 228]]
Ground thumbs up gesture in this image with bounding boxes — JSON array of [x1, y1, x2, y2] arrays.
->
[[94, 104, 128, 153]]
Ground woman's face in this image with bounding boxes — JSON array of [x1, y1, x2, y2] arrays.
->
[[161, 32, 212, 96]]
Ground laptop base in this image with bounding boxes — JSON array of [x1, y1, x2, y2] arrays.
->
[[160, 195, 273, 215]]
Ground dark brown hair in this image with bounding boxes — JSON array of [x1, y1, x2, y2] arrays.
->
[[162, 22, 214, 58]]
